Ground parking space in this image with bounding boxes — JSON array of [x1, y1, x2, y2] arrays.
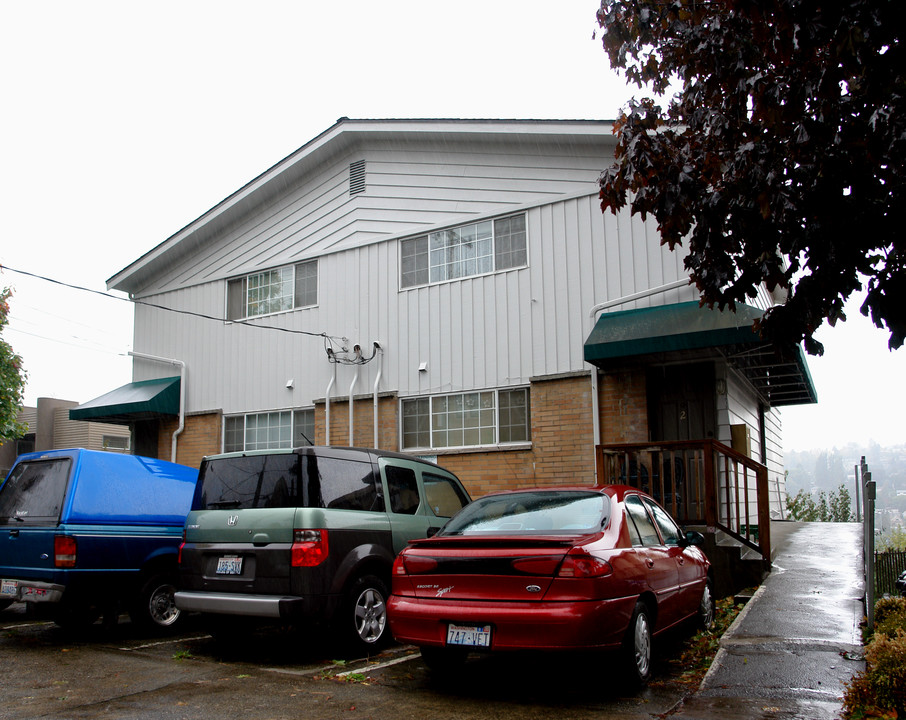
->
[[0, 602, 696, 720]]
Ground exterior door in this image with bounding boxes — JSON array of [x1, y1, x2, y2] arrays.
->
[[648, 363, 717, 441]]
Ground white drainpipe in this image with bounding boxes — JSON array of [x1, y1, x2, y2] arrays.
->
[[128, 351, 186, 464], [372, 342, 383, 448], [348, 358, 360, 446], [325, 362, 336, 446], [587, 279, 690, 481]]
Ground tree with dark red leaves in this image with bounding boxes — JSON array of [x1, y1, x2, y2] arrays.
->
[[595, 0, 905, 354]]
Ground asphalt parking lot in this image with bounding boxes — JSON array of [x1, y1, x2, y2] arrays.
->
[[0, 603, 697, 720]]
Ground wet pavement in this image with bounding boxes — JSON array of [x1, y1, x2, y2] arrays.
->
[[672, 521, 866, 720], [0, 521, 866, 719]]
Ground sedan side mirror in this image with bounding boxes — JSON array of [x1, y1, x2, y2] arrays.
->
[[680, 530, 705, 547]]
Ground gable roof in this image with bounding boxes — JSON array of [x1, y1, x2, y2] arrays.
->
[[108, 118, 616, 294]]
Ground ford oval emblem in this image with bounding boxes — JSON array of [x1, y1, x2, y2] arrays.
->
[[525, 584, 542, 593], [228, 515, 239, 526]]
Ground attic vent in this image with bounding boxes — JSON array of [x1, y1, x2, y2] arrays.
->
[[349, 160, 366, 195]]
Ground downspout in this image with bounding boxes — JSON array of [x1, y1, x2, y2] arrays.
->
[[587, 279, 690, 481], [128, 351, 186, 464], [372, 342, 383, 449], [325, 362, 336, 446], [348, 348, 361, 446]]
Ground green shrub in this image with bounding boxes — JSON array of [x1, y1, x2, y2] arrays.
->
[[874, 597, 906, 638], [843, 629, 906, 718], [844, 598, 906, 718]]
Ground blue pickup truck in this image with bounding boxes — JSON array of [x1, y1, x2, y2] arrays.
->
[[0, 449, 198, 631]]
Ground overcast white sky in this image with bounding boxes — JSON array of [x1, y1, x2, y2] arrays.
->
[[1, 1, 903, 453]]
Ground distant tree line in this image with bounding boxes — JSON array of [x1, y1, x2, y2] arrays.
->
[[787, 484, 854, 522]]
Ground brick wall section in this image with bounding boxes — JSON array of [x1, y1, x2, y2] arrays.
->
[[158, 412, 222, 469], [599, 368, 649, 443], [314, 395, 399, 450], [434, 374, 599, 498], [146, 371, 649, 496]]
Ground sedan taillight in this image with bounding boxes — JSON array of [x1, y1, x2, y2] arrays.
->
[[291, 529, 329, 567], [393, 552, 438, 575], [54, 535, 77, 568], [556, 549, 612, 578]]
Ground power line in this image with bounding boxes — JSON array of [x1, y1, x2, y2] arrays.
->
[[1, 264, 335, 341]]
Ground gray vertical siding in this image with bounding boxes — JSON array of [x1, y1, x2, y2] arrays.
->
[[132, 190, 699, 416]]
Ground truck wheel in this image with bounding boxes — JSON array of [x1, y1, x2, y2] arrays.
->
[[130, 572, 181, 632], [54, 600, 100, 631], [341, 574, 389, 654]]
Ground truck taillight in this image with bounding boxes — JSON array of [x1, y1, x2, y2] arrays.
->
[[54, 535, 77, 568], [291, 529, 329, 567]]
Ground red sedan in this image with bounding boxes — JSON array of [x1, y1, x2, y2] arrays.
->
[[388, 484, 713, 684]]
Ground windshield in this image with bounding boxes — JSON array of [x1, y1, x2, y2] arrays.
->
[[440, 490, 609, 536]]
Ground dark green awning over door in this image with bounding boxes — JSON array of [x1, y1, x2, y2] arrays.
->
[[69, 377, 181, 424], [584, 302, 817, 407]]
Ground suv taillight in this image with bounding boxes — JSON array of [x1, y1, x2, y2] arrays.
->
[[292, 529, 329, 567], [54, 535, 77, 568]]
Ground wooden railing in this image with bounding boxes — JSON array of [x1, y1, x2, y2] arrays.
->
[[596, 439, 771, 563]]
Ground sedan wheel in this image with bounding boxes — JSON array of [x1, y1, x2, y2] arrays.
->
[[623, 601, 652, 686]]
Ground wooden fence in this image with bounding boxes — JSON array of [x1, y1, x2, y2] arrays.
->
[[875, 550, 906, 597]]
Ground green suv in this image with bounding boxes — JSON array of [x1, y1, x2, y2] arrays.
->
[[174, 446, 470, 652]]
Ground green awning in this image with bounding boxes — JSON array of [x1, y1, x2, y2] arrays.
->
[[584, 302, 817, 407], [69, 377, 181, 424]]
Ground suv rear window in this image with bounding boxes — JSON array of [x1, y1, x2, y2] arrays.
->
[[0, 458, 72, 524], [195, 454, 380, 512]]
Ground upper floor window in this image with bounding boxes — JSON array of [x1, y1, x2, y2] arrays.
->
[[401, 387, 531, 451], [227, 259, 318, 320], [400, 214, 527, 289]]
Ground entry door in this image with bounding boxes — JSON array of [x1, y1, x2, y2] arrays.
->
[[648, 363, 717, 442]]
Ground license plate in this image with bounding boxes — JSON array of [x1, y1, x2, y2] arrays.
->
[[446, 623, 492, 647], [215, 556, 243, 575], [1, 579, 18, 597]]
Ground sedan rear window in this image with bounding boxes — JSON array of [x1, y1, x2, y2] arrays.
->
[[440, 491, 609, 536]]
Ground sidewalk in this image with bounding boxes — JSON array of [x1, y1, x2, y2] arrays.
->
[[672, 521, 866, 720]]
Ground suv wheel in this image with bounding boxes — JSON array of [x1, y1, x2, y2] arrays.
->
[[343, 574, 389, 653]]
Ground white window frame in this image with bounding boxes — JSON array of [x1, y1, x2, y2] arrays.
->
[[227, 259, 318, 321], [400, 387, 531, 451], [399, 213, 527, 289], [223, 408, 315, 453]]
